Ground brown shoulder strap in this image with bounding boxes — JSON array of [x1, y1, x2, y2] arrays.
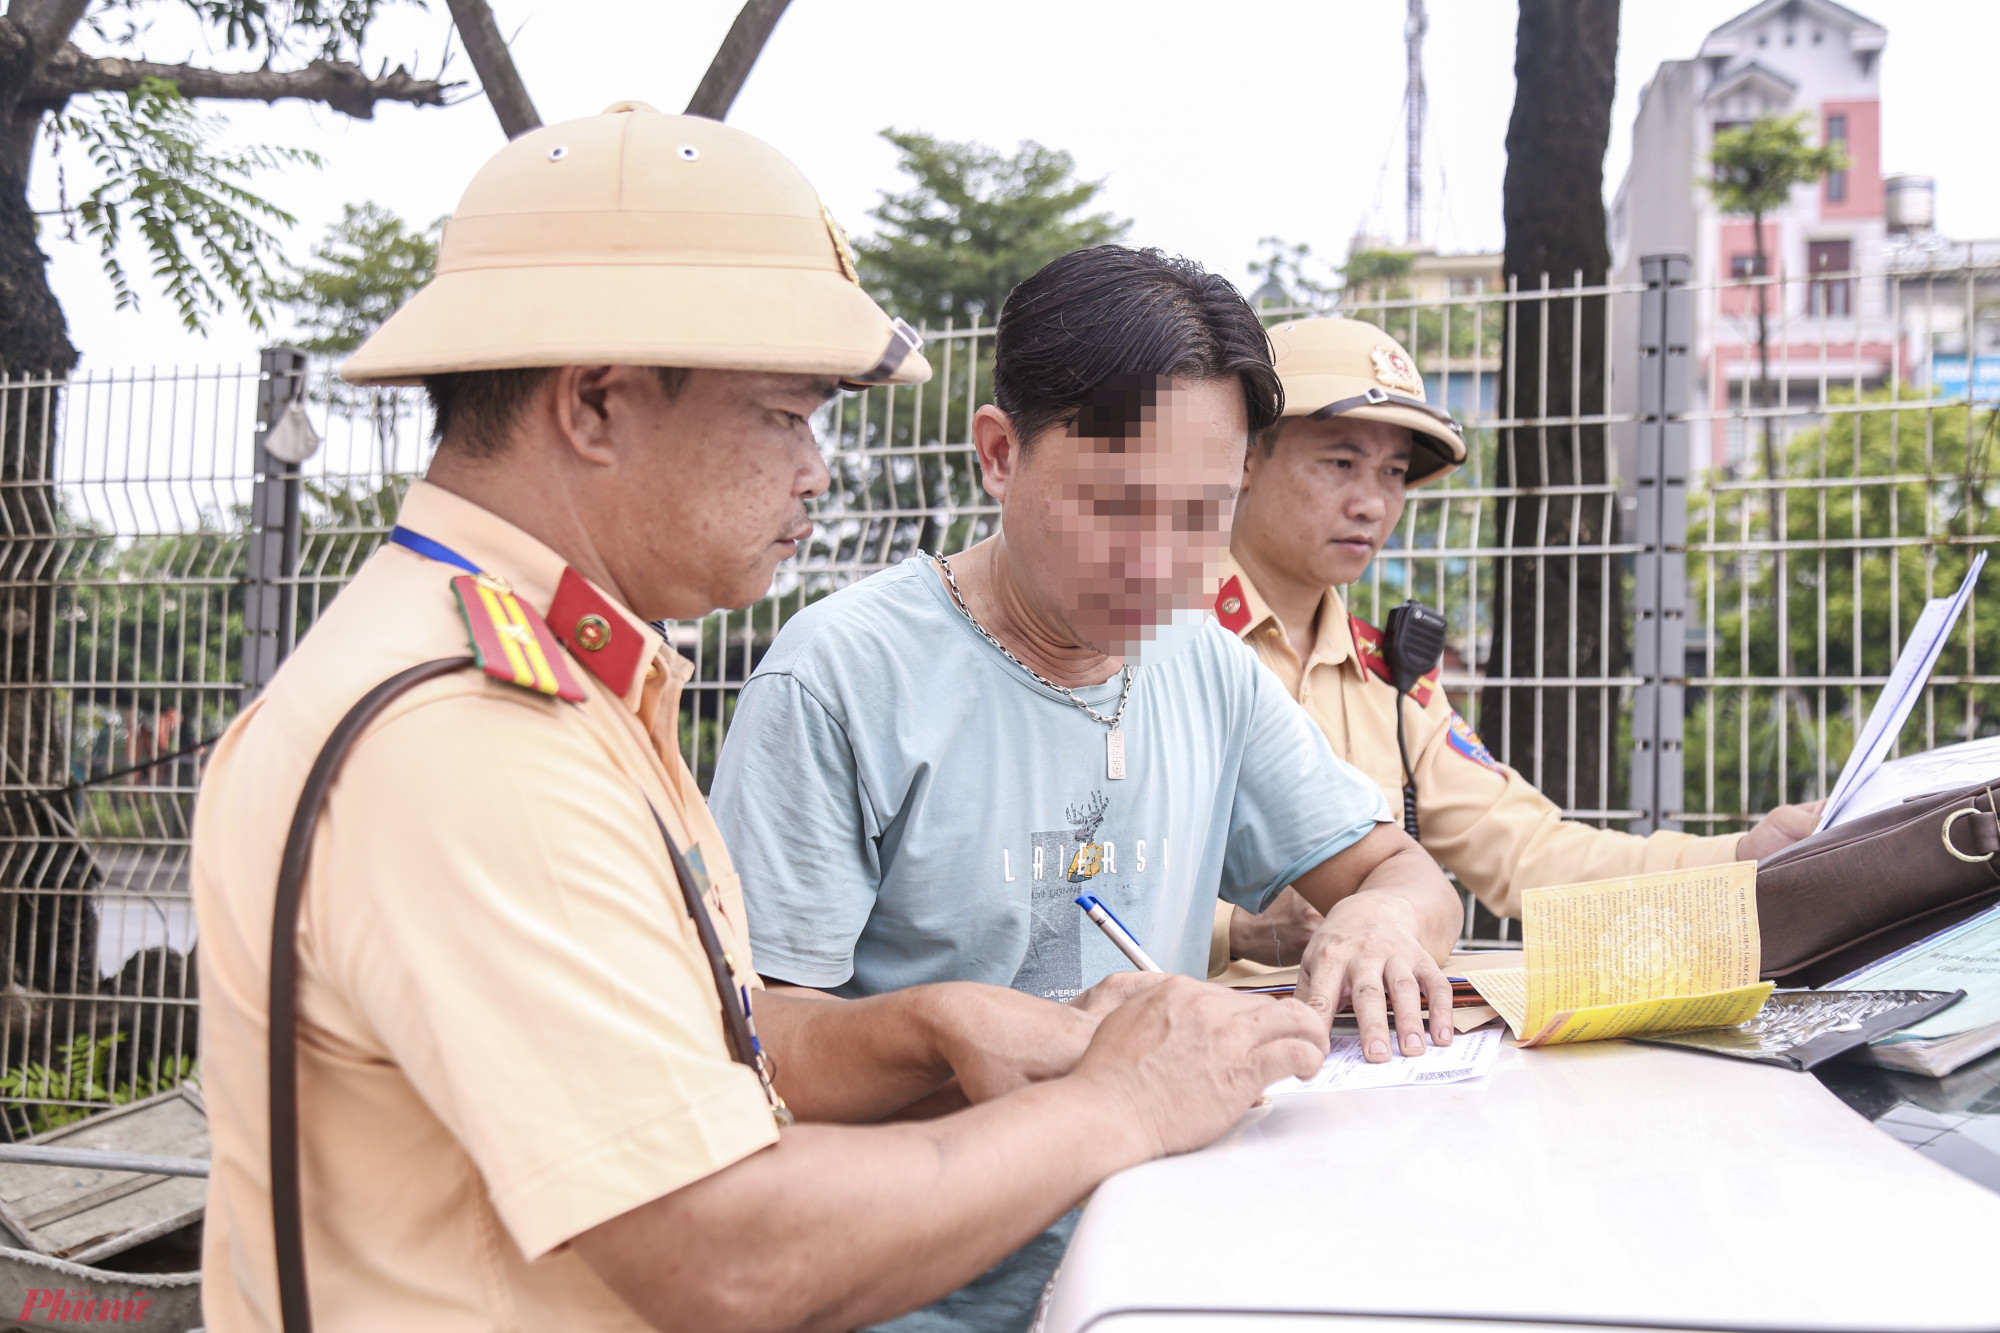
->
[[647, 804, 761, 1067], [266, 656, 765, 1333], [269, 656, 472, 1333]]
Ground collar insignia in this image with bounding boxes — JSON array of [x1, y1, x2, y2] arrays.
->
[[547, 567, 648, 696], [1349, 614, 1437, 707], [1215, 575, 1252, 634]]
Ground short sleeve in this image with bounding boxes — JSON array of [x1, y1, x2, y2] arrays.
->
[[313, 694, 780, 1261], [1220, 650, 1391, 911], [709, 672, 881, 988]]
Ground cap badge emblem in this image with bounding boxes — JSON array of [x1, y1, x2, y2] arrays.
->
[[1370, 345, 1423, 396], [574, 614, 612, 652], [820, 200, 860, 285]]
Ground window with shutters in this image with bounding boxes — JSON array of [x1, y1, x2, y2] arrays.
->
[[1808, 239, 1852, 317]]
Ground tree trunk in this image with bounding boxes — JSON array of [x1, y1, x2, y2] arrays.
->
[[1752, 208, 1775, 483], [1750, 209, 1813, 787], [0, 18, 98, 1052], [1481, 0, 1621, 817], [0, 17, 77, 380]]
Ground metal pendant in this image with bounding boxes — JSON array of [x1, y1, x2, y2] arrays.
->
[[1107, 727, 1127, 780]]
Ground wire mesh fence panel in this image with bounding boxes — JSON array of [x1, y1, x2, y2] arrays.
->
[[0, 365, 432, 1132], [1336, 276, 1641, 944], [1682, 258, 2000, 835], [15, 261, 1987, 1126]]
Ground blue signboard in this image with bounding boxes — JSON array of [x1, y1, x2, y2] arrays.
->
[[1928, 354, 2000, 401]]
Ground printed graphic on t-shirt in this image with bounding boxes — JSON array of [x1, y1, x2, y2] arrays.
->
[[1063, 791, 1109, 882], [1015, 827, 1085, 999], [1013, 791, 1118, 1001]]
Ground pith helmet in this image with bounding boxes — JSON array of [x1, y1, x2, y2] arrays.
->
[[342, 102, 930, 388], [1266, 317, 1465, 487]]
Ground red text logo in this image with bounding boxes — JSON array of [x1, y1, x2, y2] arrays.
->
[[16, 1289, 155, 1323]]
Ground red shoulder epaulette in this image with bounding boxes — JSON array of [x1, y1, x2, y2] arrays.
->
[[1348, 614, 1437, 707], [452, 574, 587, 702]]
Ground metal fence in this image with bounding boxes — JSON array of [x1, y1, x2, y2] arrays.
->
[[0, 251, 1995, 1124], [1679, 255, 2000, 829]]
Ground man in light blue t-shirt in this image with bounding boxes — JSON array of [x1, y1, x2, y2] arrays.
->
[[716, 555, 1385, 998], [712, 246, 1465, 1333]]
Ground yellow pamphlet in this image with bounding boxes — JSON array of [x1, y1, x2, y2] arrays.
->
[[1465, 862, 1774, 1047]]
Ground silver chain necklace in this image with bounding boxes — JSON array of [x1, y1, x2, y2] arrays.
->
[[929, 551, 1132, 780]]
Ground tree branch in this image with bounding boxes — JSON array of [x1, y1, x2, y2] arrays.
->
[[685, 0, 793, 121], [14, 0, 86, 58], [26, 46, 458, 119], [443, 0, 538, 140]]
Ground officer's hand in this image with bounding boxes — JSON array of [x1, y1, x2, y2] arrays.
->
[[1228, 888, 1324, 965], [1070, 969, 1174, 1016], [1737, 798, 1826, 861], [1071, 976, 1326, 1158], [927, 984, 1100, 1103], [1295, 893, 1454, 1061]]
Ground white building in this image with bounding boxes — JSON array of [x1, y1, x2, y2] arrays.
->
[[1610, 0, 1892, 473]]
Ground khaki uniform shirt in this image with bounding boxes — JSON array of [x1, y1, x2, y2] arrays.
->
[[193, 481, 779, 1332], [1213, 552, 1738, 921]]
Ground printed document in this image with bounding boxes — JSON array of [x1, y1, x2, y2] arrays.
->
[[1266, 1025, 1503, 1095], [1466, 862, 1773, 1047], [1826, 733, 2000, 828], [1818, 552, 1987, 831], [1831, 902, 2000, 1076]]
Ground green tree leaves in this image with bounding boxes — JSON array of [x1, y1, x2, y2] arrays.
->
[[52, 77, 320, 333], [1340, 247, 1416, 303], [1705, 112, 1849, 220], [853, 129, 1128, 327], [1689, 393, 2000, 813], [1245, 237, 1340, 313], [267, 201, 439, 355]]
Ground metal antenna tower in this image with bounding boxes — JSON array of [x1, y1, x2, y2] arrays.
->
[[1405, 0, 1427, 246]]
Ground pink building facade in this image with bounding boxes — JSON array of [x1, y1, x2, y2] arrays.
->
[[1611, 0, 1892, 473]]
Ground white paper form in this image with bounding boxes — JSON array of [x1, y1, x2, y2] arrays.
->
[[1265, 1025, 1503, 1095], [1829, 733, 2000, 828], [1818, 552, 1988, 832]]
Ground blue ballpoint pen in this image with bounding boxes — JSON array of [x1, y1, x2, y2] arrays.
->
[[1075, 894, 1165, 973]]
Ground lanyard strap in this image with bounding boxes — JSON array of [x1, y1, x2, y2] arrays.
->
[[388, 525, 481, 574]]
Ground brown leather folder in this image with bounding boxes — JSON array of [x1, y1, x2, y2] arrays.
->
[[1758, 778, 2000, 985]]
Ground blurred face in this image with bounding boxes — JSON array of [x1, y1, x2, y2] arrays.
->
[[975, 376, 1247, 652], [587, 367, 835, 618], [1234, 415, 1413, 589]]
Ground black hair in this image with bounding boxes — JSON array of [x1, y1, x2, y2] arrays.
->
[[992, 246, 1283, 449], [424, 366, 690, 457]]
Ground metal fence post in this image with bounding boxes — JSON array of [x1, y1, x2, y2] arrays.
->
[[241, 346, 309, 697], [1631, 255, 1690, 834]]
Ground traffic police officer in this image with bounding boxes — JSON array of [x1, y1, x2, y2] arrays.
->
[[1209, 317, 1820, 971], [192, 104, 1326, 1332]]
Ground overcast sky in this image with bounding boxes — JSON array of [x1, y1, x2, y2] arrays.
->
[[33, 0, 1999, 374]]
